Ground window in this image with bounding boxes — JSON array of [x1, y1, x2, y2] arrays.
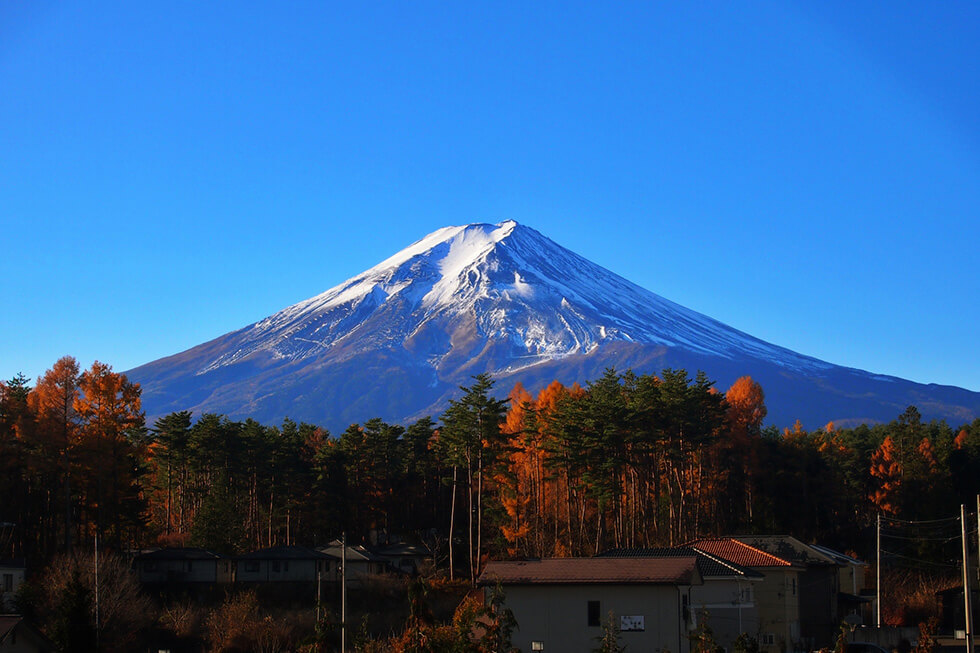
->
[[587, 600, 601, 627], [2, 574, 12, 592], [244, 561, 260, 573], [761, 633, 776, 646]]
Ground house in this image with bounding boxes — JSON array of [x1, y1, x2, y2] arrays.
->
[[236, 546, 337, 583], [601, 548, 764, 652], [134, 548, 233, 585], [0, 560, 25, 612], [479, 556, 703, 653], [372, 542, 433, 576], [0, 616, 55, 653], [809, 544, 871, 627], [317, 540, 392, 584], [736, 536, 858, 650], [688, 538, 803, 653]]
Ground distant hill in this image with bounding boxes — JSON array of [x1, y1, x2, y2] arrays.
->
[[128, 221, 980, 431]]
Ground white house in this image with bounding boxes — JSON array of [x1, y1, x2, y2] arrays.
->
[[236, 546, 336, 583]]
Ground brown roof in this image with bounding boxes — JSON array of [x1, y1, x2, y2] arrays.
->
[[687, 538, 794, 568], [479, 556, 700, 585]]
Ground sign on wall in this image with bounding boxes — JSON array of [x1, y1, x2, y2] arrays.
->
[[620, 615, 645, 632]]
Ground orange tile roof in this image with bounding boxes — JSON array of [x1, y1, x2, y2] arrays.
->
[[687, 538, 793, 568], [479, 556, 699, 585]]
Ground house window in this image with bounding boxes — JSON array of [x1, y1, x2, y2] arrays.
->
[[244, 561, 260, 573], [2, 574, 12, 592], [587, 600, 601, 627]]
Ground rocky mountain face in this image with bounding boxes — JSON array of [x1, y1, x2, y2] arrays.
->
[[128, 221, 980, 431]]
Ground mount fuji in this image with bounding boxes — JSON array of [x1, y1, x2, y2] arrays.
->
[[128, 221, 980, 431]]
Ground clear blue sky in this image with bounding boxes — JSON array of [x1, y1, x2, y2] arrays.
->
[[2, 1, 978, 393]]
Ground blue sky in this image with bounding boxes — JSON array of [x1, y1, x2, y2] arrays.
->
[[2, 1, 978, 394]]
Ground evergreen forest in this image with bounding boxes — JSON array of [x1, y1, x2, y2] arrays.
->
[[2, 355, 980, 641]]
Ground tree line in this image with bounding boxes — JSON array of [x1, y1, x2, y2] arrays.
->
[[2, 355, 980, 577]]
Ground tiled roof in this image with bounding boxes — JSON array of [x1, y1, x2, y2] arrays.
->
[[734, 536, 837, 566], [479, 556, 699, 585], [137, 547, 224, 561], [600, 547, 764, 580], [238, 545, 337, 560], [687, 538, 793, 568]]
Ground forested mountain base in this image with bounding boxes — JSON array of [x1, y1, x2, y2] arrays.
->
[[2, 356, 979, 643]]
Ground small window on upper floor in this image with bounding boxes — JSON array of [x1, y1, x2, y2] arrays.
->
[[588, 600, 601, 627]]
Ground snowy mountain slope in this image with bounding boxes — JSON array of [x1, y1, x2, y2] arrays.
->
[[128, 221, 980, 431]]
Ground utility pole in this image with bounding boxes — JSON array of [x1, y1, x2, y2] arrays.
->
[[316, 569, 321, 626], [963, 505, 975, 653], [341, 532, 347, 653], [95, 534, 100, 651], [876, 513, 882, 628]]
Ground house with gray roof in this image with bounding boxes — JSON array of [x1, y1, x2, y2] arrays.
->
[[602, 547, 763, 651], [317, 540, 394, 585], [480, 556, 702, 653], [134, 548, 233, 585]]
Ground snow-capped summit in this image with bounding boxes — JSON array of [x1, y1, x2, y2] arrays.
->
[[198, 220, 825, 377], [128, 221, 980, 431]]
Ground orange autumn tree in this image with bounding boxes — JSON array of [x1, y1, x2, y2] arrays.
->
[[869, 436, 902, 515], [719, 376, 767, 525], [28, 356, 81, 552], [725, 376, 767, 440], [497, 382, 534, 556], [74, 361, 145, 549]]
